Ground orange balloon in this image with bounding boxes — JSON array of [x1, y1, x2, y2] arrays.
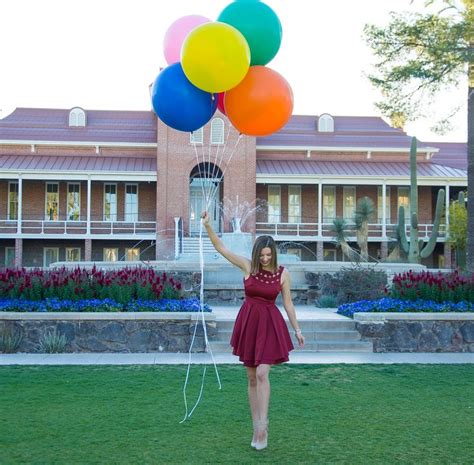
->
[[225, 66, 293, 136]]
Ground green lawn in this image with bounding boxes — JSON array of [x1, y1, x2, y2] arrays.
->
[[1, 364, 473, 465]]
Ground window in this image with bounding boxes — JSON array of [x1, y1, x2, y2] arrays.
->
[[69, 107, 86, 127], [103, 248, 118, 262], [318, 114, 334, 132], [65, 247, 81, 262], [267, 185, 281, 223], [210, 118, 224, 144], [190, 127, 203, 144], [322, 186, 336, 222], [377, 186, 391, 224], [288, 185, 301, 224], [343, 187, 356, 222], [43, 247, 59, 267], [125, 248, 140, 261], [45, 183, 59, 221], [125, 184, 138, 222], [398, 187, 410, 223], [67, 183, 80, 221], [104, 184, 117, 221], [283, 248, 302, 259], [5, 247, 15, 267], [324, 249, 337, 261], [8, 182, 18, 221]]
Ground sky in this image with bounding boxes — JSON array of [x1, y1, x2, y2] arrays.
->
[[0, 0, 467, 142]]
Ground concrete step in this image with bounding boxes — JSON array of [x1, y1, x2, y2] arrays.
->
[[208, 340, 373, 353], [182, 238, 215, 254], [215, 329, 361, 342], [216, 319, 356, 331], [210, 317, 372, 353]]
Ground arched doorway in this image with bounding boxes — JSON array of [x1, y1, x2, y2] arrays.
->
[[189, 162, 223, 234]]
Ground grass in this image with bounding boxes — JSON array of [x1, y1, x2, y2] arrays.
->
[[1, 364, 473, 465]]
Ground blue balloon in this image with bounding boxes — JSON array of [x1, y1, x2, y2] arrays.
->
[[151, 63, 217, 132]]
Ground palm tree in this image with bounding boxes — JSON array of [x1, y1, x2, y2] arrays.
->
[[354, 196, 376, 261], [331, 218, 360, 262]]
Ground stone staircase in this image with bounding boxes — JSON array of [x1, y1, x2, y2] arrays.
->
[[209, 318, 373, 353], [182, 237, 216, 255]]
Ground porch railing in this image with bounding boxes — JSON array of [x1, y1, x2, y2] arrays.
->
[[0, 219, 156, 236], [256, 222, 447, 240]]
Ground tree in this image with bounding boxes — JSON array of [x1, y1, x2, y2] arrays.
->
[[364, 0, 473, 269], [331, 218, 360, 262], [447, 191, 468, 268], [354, 196, 376, 261]]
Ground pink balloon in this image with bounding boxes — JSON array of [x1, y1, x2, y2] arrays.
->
[[217, 92, 226, 115], [163, 15, 211, 65]]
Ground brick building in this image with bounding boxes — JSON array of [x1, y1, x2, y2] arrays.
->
[[0, 107, 467, 268]]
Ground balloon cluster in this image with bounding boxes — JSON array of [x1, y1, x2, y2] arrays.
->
[[151, 0, 293, 136]]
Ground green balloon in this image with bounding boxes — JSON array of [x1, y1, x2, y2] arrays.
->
[[217, 1, 282, 66]]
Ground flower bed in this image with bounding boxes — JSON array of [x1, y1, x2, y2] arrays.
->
[[0, 267, 182, 303], [0, 297, 210, 313], [337, 297, 474, 318], [389, 269, 474, 303]]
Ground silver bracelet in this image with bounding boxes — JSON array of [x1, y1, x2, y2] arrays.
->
[[295, 329, 302, 335]]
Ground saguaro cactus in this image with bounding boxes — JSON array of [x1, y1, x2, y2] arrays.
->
[[448, 191, 467, 269], [398, 137, 445, 264]]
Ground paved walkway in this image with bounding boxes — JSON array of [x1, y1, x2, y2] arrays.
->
[[2, 305, 474, 365], [2, 351, 474, 365]]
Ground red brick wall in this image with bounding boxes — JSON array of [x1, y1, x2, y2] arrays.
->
[[156, 117, 256, 256]]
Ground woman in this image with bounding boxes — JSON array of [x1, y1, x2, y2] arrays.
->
[[201, 212, 305, 451]]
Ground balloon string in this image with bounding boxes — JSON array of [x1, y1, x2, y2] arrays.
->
[[207, 134, 242, 204], [180, 216, 222, 424]]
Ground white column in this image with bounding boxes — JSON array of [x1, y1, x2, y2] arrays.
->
[[86, 176, 91, 235], [174, 217, 180, 259], [17, 175, 23, 234], [382, 182, 387, 238], [318, 181, 323, 237], [445, 183, 450, 229]]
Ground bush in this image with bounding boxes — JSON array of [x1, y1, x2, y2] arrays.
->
[[319, 265, 388, 306], [337, 297, 474, 318], [0, 267, 183, 302], [0, 327, 23, 353], [37, 329, 67, 353], [389, 269, 474, 303], [0, 298, 210, 313], [316, 295, 337, 308]]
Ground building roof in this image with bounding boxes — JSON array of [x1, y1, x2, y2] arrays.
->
[[429, 142, 467, 170], [0, 154, 156, 172], [0, 108, 157, 143], [257, 115, 420, 149], [256, 115, 467, 169], [256, 159, 466, 179]]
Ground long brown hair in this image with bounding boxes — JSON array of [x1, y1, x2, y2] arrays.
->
[[250, 235, 278, 275]]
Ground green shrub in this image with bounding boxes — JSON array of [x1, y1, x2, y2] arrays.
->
[[37, 329, 67, 353], [0, 327, 23, 353], [319, 265, 388, 305], [316, 295, 338, 308]]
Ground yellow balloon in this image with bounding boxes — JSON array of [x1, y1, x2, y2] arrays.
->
[[181, 22, 250, 93]]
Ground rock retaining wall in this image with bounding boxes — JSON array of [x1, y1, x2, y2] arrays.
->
[[354, 313, 474, 352], [0, 313, 216, 353]]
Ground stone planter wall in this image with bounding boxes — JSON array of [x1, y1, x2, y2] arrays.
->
[[203, 285, 317, 305], [0, 312, 216, 353], [354, 313, 474, 352]]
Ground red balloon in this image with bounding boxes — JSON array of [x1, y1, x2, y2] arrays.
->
[[217, 92, 227, 115], [225, 66, 293, 136]]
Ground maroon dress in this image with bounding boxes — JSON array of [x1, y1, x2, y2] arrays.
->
[[230, 265, 294, 367]]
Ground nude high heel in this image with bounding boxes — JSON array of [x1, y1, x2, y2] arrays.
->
[[251, 420, 258, 448], [254, 419, 268, 451]]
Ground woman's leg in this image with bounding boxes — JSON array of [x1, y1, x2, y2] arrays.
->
[[255, 364, 271, 442], [246, 367, 258, 444]]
